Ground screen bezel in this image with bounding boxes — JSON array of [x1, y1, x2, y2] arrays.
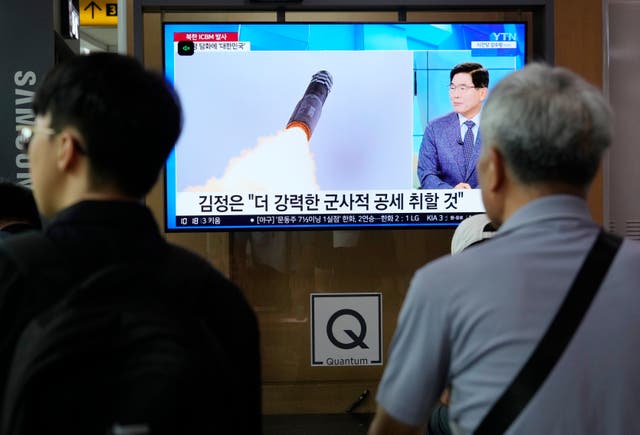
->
[[162, 21, 527, 232]]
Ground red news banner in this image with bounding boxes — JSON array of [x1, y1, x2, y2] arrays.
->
[[173, 32, 238, 42]]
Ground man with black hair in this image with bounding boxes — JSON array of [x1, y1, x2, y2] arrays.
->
[[0, 53, 261, 434], [370, 63, 640, 434], [417, 62, 489, 189]]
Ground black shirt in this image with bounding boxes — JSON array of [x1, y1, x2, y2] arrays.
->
[[0, 200, 261, 433]]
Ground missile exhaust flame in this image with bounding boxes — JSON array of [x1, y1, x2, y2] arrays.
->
[[285, 70, 333, 140]]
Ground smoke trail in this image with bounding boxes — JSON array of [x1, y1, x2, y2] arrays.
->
[[184, 127, 320, 192]]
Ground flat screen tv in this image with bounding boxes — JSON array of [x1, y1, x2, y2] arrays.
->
[[163, 22, 526, 231]]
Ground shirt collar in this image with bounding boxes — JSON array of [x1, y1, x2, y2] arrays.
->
[[45, 200, 159, 233], [458, 112, 481, 127], [497, 194, 593, 236]]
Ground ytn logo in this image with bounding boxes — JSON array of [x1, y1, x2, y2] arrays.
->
[[490, 32, 517, 41]]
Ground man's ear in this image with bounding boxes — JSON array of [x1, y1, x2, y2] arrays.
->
[[478, 86, 489, 102], [55, 130, 82, 171], [485, 147, 506, 193]]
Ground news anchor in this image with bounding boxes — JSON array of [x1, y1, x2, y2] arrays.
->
[[417, 63, 489, 189]]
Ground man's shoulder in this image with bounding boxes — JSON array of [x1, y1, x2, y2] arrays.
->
[[163, 243, 238, 289], [408, 238, 513, 307], [0, 238, 26, 286], [410, 248, 482, 298], [162, 242, 253, 309], [415, 242, 492, 278], [620, 236, 640, 251], [612, 236, 640, 269], [0, 231, 61, 275], [411, 226, 640, 294], [428, 111, 458, 129]]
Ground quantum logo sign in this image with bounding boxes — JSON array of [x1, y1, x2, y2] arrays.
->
[[310, 293, 382, 366], [326, 309, 369, 349]]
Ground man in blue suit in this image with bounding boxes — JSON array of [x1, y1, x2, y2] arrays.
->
[[418, 63, 489, 189]]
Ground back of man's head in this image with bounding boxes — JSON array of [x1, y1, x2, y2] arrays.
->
[[33, 53, 182, 199], [480, 63, 612, 189]]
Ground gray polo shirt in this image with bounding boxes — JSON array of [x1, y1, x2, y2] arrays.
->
[[376, 195, 640, 434]]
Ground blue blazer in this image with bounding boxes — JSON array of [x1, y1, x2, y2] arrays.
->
[[417, 112, 482, 189]]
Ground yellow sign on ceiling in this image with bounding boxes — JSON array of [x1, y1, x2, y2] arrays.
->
[[79, 0, 118, 26]]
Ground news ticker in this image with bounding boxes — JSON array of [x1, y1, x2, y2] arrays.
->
[[175, 212, 478, 228]]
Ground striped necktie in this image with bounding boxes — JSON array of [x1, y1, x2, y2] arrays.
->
[[463, 120, 476, 169]]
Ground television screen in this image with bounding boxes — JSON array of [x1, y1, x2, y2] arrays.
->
[[163, 22, 526, 231]]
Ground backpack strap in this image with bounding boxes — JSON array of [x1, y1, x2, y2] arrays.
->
[[474, 229, 623, 434]]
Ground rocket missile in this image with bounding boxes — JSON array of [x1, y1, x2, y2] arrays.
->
[[286, 70, 333, 140]]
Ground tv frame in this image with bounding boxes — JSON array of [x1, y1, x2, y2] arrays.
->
[[162, 21, 527, 232]]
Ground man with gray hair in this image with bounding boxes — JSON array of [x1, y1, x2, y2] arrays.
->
[[369, 63, 640, 434]]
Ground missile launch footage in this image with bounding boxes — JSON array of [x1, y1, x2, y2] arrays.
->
[[184, 71, 333, 193]]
